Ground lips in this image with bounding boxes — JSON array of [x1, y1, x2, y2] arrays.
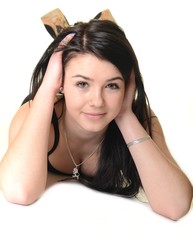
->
[[83, 112, 106, 120]]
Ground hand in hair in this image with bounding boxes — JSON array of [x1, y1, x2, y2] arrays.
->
[[43, 33, 75, 94], [116, 69, 136, 120]]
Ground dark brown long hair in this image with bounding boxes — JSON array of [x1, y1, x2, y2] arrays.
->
[[30, 20, 152, 197]]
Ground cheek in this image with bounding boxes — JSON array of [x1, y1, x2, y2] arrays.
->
[[116, 96, 124, 112], [108, 93, 124, 114], [64, 91, 83, 112]]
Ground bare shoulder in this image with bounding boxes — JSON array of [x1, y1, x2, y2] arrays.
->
[[8, 101, 32, 144], [150, 109, 166, 142], [150, 109, 178, 165]]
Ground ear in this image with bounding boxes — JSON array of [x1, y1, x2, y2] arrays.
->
[[55, 87, 64, 102]]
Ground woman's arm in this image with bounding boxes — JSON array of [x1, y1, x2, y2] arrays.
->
[[0, 34, 75, 205], [0, 85, 56, 205], [116, 113, 193, 220], [115, 71, 193, 220]]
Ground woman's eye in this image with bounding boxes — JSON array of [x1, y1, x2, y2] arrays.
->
[[76, 82, 88, 88], [106, 83, 119, 89]]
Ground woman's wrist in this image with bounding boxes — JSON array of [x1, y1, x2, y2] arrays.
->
[[115, 112, 137, 132], [115, 112, 148, 144], [37, 82, 59, 101], [127, 135, 151, 148]]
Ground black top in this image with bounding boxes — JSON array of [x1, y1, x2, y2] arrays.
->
[[47, 109, 67, 175]]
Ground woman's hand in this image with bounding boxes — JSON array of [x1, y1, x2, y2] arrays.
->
[[116, 69, 136, 121], [43, 33, 75, 94]]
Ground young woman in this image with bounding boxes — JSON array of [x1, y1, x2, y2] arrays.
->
[[0, 13, 192, 220]]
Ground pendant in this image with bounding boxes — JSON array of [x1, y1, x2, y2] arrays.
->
[[72, 167, 80, 180]]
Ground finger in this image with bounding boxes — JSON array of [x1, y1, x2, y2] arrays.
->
[[130, 69, 135, 82], [53, 32, 76, 55], [59, 32, 76, 46]]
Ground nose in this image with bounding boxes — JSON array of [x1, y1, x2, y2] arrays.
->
[[89, 88, 104, 107]]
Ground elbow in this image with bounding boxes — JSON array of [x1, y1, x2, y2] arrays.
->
[[152, 199, 193, 221], [150, 186, 193, 221], [3, 187, 41, 206], [1, 176, 46, 205]]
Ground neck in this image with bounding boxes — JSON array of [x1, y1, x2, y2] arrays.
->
[[63, 122, 104, 180]]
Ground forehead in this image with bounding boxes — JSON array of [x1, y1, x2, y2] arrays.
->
[[65, 53, 122, 76]]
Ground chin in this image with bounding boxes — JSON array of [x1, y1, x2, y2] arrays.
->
[[80, 122, 108, 133]]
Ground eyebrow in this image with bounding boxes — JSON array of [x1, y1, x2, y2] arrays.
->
[[72, 74, 124, 82]]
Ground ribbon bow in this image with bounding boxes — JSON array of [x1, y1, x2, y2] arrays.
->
[[41, 8, 116, 38]]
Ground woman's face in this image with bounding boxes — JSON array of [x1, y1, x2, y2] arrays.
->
[[63, 53, 125, 133]]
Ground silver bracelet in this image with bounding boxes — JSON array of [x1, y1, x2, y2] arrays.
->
[[127, 135, 151, 148]]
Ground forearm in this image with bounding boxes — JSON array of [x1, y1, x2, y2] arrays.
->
[[0, 85, 56, 204], [116, 113, 193, 219]]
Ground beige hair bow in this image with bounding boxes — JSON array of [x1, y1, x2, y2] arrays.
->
[[41, 8, 116, 38]]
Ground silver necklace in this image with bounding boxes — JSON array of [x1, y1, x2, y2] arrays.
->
[[64, 130, 104, 180]]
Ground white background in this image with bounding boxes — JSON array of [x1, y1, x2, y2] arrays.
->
[[0, 1, 192, 239], [0, 0, 192, 182]]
